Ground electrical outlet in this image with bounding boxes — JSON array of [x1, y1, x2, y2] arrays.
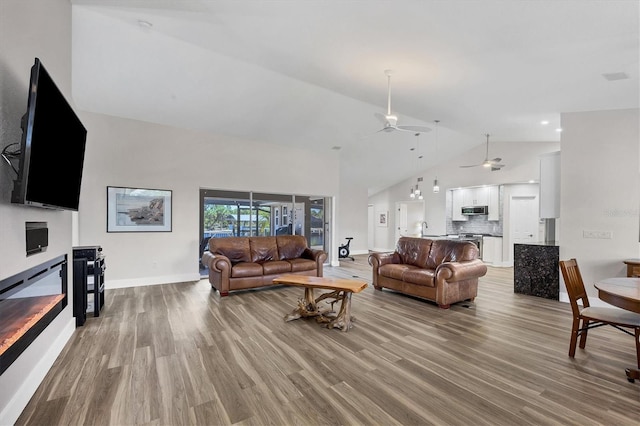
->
[[597, 231, 612, 239], [583, 230, 597, 238]]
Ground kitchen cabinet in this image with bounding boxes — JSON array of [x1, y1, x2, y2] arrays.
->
[[451, 189, 468, 221], [539, 151, 560, 218], [463, 186, 489, 206], [488, 185, 500, 221], [482, 236, 503, 264]]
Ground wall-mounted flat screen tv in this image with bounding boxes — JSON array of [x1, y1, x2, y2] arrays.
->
[[11, 57, 87, 211]]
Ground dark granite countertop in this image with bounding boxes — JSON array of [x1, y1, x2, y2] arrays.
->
[[514, 241, 559, 246]]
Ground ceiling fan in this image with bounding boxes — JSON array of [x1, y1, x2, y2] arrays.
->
[[460, 134, 505, 171], [372, 70, 431, 134]]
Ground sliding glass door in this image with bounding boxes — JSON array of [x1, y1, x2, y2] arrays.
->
[[199, 189, 330, 277]]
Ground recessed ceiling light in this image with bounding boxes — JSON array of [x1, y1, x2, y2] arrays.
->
[[555, 128, 563, 133], [137, 19, 153, 29], [540, 120, 549, 126]]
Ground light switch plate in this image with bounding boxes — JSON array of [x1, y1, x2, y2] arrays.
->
[[583, 230, 612, 239]]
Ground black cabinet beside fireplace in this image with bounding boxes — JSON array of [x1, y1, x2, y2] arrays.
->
[[72, 246, 105, 326]]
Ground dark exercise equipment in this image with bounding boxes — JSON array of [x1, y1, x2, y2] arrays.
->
[[338, 237, 354, 261]]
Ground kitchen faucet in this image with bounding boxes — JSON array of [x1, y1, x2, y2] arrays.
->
[[421, 221, 428, 238]]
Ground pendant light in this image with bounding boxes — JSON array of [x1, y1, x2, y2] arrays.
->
[[433, 120, 440, 193], [409, 133, 423, 200]]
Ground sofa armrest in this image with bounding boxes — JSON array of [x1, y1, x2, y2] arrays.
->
[[435, 259, 487, 282], [369, 252, 400, 289], [201, 251, 231, 273], [303, 248, 327, 263], [202, 251, 232, 296], [302, 248, 327, 277], [368, 252, 400, 267]]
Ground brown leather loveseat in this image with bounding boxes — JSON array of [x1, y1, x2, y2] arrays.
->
[[202, 235, 327, 296], [369, 237, 487, 309]]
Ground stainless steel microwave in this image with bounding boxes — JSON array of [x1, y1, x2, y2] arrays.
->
[[461, 205, 488, 215]]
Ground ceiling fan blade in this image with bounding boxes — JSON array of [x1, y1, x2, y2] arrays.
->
[[374, 112, 387, 124], [489, 157, 502, 163], [395, 125, 432, 133], [460, 164, 480, 168]]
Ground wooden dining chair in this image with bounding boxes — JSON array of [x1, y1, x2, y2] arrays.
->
[[559, 259, 640, 376]]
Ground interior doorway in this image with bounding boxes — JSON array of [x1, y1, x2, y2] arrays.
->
[[395, 200, 425, 242], [509, 195, 539, 261]]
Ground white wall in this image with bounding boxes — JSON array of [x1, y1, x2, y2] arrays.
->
[[559, 108, 640, 301], [0, 1, 76, 423], [368, 141, 560, 251], [77, 112, 340, 287], [336, 165, 369, 257], [0, 0, 341, 421]]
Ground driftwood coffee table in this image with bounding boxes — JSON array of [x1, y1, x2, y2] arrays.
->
[[273, 274, 368, 332]]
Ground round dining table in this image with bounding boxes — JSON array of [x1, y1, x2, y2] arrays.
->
[[594, 277, 640, 383]]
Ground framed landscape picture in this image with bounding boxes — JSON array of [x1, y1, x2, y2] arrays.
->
[[378, 211, 388, 227], [107, 186, 172, 232]]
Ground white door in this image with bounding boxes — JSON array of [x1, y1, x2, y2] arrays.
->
[[396, 201, 424, 241], [395, 202, 408, 242], [510, 195, 539, 261]]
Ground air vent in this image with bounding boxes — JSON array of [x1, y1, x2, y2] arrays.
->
[[602, 72, 629, 81]]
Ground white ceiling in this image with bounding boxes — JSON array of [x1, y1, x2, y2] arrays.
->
[[69, 0, 639, 195]]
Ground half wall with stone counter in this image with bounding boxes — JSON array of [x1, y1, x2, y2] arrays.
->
[[514, 242, 559, 300]]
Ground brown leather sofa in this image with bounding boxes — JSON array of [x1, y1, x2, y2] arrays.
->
[[369, 237, 487, 309], [201, 235, 327, 296]]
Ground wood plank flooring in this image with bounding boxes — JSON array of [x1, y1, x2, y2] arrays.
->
[[17, 255, 640, 425]]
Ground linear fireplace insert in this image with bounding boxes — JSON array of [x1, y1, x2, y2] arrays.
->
[[0, 254, 67, 375]]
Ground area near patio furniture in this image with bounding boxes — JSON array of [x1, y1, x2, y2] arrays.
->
[[201, 235, 327, 296], [273, 274, 368, 332], [369, 237, 487, 309]]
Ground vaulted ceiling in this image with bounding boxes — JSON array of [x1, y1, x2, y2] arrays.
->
[[70, 0, 639, 195]]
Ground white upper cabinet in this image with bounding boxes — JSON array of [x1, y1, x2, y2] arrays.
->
[[451, 189, 468, 221], [462, 186, 489, 206], [488, 185, 500, 221], [451, 185, 500, 221], [539, 151, 560, 219]]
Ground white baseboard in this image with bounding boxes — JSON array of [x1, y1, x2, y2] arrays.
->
[[107, 272, 201, 289], [350, 249, 369, 256], [484, 260, 510, 267], [372, 247, 394, 253]]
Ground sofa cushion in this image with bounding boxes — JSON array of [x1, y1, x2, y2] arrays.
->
[[379, 264, 413, 281], [396, 237, 432, 268], [250, 237, 279, 262], [403, 268, 435, 287], [426, 240, 478, 269], [232, 262, 264, 278], [277, 235, 307, 260], [261, 260, 291, 275], [287, 258, 317, 272], [209, 237, 251, 264]]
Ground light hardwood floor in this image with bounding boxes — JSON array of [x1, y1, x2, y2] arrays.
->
[[17, 255, 640, 425]]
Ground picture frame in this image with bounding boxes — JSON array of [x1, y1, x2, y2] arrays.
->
[[378, 211, 388, 227], [107, 186, 172, 232]]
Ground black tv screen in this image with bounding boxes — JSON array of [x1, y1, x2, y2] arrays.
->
[[11, 58, 87, 211]]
